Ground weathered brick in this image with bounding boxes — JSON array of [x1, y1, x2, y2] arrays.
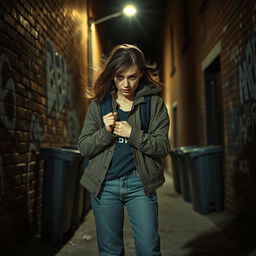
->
[[163, 0, 256, 227], [0, 0, 92, 250]]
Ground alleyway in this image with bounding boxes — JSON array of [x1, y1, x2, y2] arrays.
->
[[19, 172, 256, 256], [1, 1, 256, 255]]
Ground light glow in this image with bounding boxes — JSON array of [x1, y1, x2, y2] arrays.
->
[[123, 5, 137, 16]]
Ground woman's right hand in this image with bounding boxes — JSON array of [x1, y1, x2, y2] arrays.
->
[[103, 112, 118, 133]]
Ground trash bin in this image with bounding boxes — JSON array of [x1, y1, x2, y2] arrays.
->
[[177, 146, 200, 202], [40, 147, 82, 243], [62, 146, 85, 231], [62, 146, 92, 219], [170, 148, 182, 193], [82, 189, 92, 216], [188, 145, 224, 214], [62, 146, 91, 220]]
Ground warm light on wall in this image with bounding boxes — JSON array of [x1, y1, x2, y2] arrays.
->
[[72, 9, 82, 20]]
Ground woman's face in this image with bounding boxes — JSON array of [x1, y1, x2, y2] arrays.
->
[[113, 64, 143, 99]]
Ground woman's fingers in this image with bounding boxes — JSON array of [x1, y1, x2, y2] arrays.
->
[[103, 112, 118, 122], [103, 112, 118, 132], [103, 112, 117, 117]]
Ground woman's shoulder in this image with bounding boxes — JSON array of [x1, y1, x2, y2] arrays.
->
[[88, 97, 99, 107], [86, 98, 100, 116], [150, 94, 168, 115], [151, 93, 164, 104]]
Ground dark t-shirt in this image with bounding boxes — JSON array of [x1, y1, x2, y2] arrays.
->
[[104, 107, 136, 180]]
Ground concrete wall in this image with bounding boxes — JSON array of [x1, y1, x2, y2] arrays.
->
[[162, 0, 256, 226]]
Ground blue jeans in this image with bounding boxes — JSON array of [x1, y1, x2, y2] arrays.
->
[[90, 169, 161, 256]]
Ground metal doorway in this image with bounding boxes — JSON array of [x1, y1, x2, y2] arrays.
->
[[204, 56, 224, 145]]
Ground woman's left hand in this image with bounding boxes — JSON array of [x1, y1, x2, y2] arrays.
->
[[113, 121, 132, 138]]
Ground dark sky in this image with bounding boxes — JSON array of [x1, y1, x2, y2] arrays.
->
[[95, 0, 166, 67]]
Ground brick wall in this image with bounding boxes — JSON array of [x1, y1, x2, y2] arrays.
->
[[0, 0, 94, 252], [163, 0, 256, 227]]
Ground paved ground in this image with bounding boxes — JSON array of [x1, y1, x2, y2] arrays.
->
[[18, 172, 256, 256]]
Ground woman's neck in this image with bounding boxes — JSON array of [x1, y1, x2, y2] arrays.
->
[[115, 90, 135, 103]]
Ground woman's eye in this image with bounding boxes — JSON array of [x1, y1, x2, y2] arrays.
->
[[116, 75, 123, 80], [130, 76, 136, 80]]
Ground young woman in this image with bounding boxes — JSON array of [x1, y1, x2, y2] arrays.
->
[[77, 44, 171, 256]]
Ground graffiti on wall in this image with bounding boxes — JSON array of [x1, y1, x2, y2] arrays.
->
[[0, 54, 16, 138], [0, 39, 81, 208], [225, 75, 239, 144], [45, 39, 80, 143], [226, 33, 256, 150], [225, 33, 256, 176], [45, 39, 72, 117], [0, 53, 16, 201], [26, 113, 44, 226], [237, 33, 256, 148]]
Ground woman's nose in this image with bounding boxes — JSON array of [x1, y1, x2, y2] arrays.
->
[[124, 79, 129, 87]]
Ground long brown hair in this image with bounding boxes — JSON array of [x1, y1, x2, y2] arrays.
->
[[85, 44, 164, 103]]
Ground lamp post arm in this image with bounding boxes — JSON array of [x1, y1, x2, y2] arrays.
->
[[90, 11, 123, 25]]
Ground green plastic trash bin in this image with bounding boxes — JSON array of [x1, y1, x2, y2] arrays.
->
[[178, 146, 200, 202], [170, 148, 182, 193], [188, 145, 224, 214], [40, 147, 81, 243]]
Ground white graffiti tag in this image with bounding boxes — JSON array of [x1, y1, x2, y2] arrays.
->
[[0, 54, 16, 137]]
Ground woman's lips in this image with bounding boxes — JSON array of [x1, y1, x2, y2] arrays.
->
[[122, 89, 130, 92]]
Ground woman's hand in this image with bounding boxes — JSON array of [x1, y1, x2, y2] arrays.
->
[[103, 112, 118, 133], [113, 121, 132, 138]]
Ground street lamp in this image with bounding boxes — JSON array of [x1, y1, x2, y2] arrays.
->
[[123, 5, 137, 16], [89, 5, 137, 25], [88, 4, 137, 87]]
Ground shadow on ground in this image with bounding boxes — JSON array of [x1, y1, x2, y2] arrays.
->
[[13, 172, 256, 256]]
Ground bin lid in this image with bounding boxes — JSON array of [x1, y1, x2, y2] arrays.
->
[[40, 147, 81, 162], [62, 145, 78, 150], [177, 145, 200, 155], [170, 148, 182, 156], [189, 145, 223, 158]]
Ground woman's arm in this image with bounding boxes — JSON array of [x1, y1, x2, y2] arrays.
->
[[77, 99, 116, 157], [127, 95, 171, 157]]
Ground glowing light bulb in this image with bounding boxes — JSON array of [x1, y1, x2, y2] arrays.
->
[[123, 5, 137, 16]]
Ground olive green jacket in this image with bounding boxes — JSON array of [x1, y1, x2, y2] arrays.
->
[[77, 81, 171, 197]]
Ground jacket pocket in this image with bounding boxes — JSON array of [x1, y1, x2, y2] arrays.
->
[[144, 154, 164, 171], [143, 154, 164, 182], [83, 151, 103, 174]]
